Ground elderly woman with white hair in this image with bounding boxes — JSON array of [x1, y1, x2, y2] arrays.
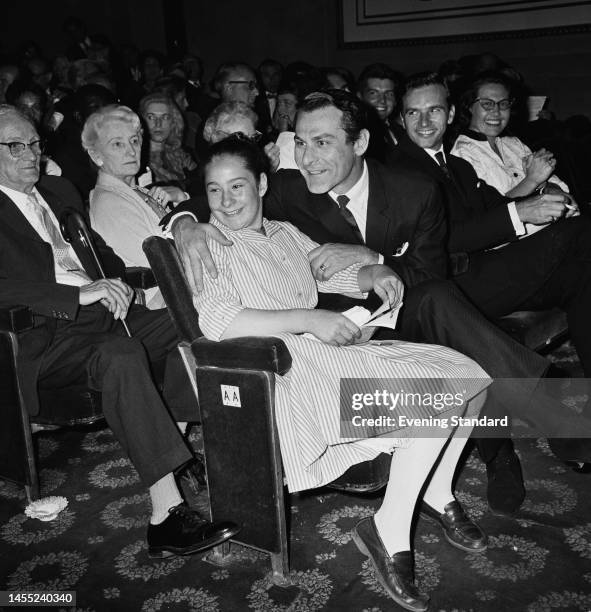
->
[[202, 101, 280, 170], [82, 104, 187, 309]]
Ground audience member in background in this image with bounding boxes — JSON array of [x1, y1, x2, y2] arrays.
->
[[62, 16, 91, 60], [0, 64, 20, 103], [23, 57, 53, 95], [5, 80, 61, 176], [272, 83, 298, 133], [258, 58, 283, 119], [139, 92, 198, 191], [183, 53, 214, 121], [202, 101, 280, 173], [357, 63, 405, 162], [321, 66, 356, 92], [451, 71, 570, 200], [85, 105, 188, 308], [51, 84, 117, 200], [394, 73, 591, 513], [50, 55, 72, 101], [212, 62, 259, 109], [197, 136, 490, 612], [152, 75, 199, 153]]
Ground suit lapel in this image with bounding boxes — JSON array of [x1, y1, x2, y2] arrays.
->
[[314, 191, 363, 244], [0, 188, 46, 244], [397, 136, 467, 202], [365, 161, 391, 254]]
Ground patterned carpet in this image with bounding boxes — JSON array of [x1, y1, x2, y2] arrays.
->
[[1, 340, 590, 612]]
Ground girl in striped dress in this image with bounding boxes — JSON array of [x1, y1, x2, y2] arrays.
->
[[194, 136, 490, 610]]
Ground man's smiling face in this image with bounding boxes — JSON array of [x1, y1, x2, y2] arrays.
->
[[294, 105, 366, 195], [401, 83, 454, 150]]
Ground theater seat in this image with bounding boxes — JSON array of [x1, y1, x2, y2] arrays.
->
[[142, 235, 391, 584]]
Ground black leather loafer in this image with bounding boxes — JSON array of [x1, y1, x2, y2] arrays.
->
[[352, 517, 429, 612], [147, 503, 240, 558], [420, 500, 487, 552]]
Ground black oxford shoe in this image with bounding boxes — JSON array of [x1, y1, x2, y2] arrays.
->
[[485, 445, 526, 516], [147, 503, 240, 558], [420, 500, 487, 553], [352, 517, 429, 612]]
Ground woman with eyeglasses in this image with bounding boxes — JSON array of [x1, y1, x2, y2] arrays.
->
[[451, 71, 569, 199], [139, 92, 197, 190]]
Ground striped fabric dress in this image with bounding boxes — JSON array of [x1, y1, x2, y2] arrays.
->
[[195, 217, 490, 492]]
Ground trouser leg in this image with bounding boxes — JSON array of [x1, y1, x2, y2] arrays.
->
[[39, 310, 192, 487]]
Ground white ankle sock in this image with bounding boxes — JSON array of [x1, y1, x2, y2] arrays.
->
[[374, 433, 448, 556], [149, 473, 183, 525]]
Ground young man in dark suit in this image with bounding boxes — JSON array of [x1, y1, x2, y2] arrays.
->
[[0, 105, 239, 558], [393, 72, 591, 499]]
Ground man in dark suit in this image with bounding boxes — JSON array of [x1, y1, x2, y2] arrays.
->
[[0, 105, 238, 557], [393, 72, 591, 493]]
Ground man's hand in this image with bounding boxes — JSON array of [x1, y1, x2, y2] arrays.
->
[[369, 265, 404, 308], [516, 192, 570, 225], [171, 216, 233, 292], [309, 244, 379, 281], [541, 183, 580, 218], [264, 142, 280, 173], [307, 310, 361, 346], [79, 278, 134, 320], [147, 185, 187, 206]]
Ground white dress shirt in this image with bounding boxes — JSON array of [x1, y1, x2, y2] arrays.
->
[[328, 161, 384, 263]]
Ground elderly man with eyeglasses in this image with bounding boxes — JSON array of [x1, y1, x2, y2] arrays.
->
[[0, 104, 240, 557]]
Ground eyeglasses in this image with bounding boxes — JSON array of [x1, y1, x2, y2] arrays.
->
[[227, 80, 258, 91], [474, 97, 514, 111], [215, 130, 262, 143], [0, 139, 45, 157]]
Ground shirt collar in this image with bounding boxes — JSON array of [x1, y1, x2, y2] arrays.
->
[[0, 183, 40, 205], [424, 145, 446, 164], [461, 128, 488, 141], [328, 160, 368, 205]]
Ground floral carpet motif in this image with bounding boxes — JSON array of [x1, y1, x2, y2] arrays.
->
[[1, 340, 590, 611]]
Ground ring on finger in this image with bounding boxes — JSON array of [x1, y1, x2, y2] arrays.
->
[[319, 264, 326, 272]]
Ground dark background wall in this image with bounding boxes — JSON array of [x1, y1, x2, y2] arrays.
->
[[2, 0, 590, 118]]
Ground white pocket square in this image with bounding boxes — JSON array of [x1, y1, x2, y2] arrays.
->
[[392, 241, 409, 257]]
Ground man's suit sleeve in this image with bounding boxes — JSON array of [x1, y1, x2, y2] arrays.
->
[[447, 161, 517, 253], [383, 179, 448, 286], [159, 194, 210, 227], [264, 170, 295, 221]]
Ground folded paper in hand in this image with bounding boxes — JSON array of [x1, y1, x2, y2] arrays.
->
[[342, 301, 402, 331], [303, 301, 402, 343]]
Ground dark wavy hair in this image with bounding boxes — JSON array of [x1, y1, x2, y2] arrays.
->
[[202, 133, 270, 182], [456, 70, 516, 129], [298, 89, 369, 143], [400, 72, 452, 110]]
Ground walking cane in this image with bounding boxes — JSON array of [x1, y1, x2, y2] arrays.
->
[[60, 208, 132, 338]]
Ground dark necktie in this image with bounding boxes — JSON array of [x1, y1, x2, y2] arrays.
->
[[434, 151, 452, 179], [336, 194, 364, 244]]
